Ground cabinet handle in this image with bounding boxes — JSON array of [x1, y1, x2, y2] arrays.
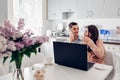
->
[[118, 8, 120, 16], [90, 10, 93, 17], [87, 10, 94, 18], [112, 48, 115, 50], [87, 10, 89, 18]]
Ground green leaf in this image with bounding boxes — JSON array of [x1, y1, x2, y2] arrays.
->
[[10, 52, 18, 62], [3, 57, 8, 64], [34, 48, 37, 54], [14, 54, 23, 68], [25, 51, 31, 58]]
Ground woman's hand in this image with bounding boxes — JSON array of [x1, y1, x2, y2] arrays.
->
[[83, 37, 93, 45]]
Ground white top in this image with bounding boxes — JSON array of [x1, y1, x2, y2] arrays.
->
[[0, 63, 113, 80]]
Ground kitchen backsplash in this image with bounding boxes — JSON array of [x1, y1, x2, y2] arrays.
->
[[50, 18, 120, 40]]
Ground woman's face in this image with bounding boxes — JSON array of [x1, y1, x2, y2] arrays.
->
[[84, 28, 91, 37], [70, 25, 79, 36]]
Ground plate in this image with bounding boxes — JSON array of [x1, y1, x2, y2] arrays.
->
[[93, 64, 107, 70]]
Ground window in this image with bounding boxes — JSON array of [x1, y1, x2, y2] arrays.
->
[[13, 0, 42, 35]]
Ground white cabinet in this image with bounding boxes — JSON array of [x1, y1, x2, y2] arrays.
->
[[76, 0, 88, 19], [48, 0, 76, 20], [0, 0, 8, 24], [76, 0, 104, 18], [104, 43, 120, 52], [104, 0, 120, 18], [48, 0, 62, 20], [60, 0, 76, 12], [88, 0, 104, 18], [48, 0, 120, 20]]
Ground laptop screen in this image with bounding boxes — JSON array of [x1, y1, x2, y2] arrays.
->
[[53, 41, 89, 71]]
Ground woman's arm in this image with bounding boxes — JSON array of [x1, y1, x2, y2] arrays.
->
[[84, 37, 105, 58]]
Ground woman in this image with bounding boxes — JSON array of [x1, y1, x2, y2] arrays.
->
[[83, 25, 105, 64]]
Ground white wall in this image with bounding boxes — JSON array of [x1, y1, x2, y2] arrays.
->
[[73, 18, 120, 39], [41, 0, 53, 35], [67, 18, 120, 29], [51, 18, 120, 32], [0, 0, 8, 24], [0, 0, 13, 24], [7, 0, 13, 22]]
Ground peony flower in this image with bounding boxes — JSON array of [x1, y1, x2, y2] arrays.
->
[[8, 41, 16, 51], [0, 44, 7, 52], [17, 18, 25, 30], [35, 35, 49, 43], [0, 36, 7, 44], [2, 51, 12, 57], [23, 36, 35, 47], [12, 31, 23, 40], [0, 36, 8, 52], [15, 42, 25, 50]]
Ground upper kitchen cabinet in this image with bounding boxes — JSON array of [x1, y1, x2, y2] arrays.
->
[[104, 0, 120, 18], [76, 0, 104, 19], [76, 0, 120, 18], [48, 0, 120, 20], [87, 0, 104, 18], [48, 0, 76, 20], [60, 0, 76, 12], [48, 0, 62, 20], [76, 0, 88, 19]]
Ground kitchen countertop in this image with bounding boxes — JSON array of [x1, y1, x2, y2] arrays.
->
[[103, 39, 120, 45], [53, 36, 120, 45], [0, 64, 113, 80]]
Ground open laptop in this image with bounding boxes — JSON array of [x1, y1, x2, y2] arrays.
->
[[53, 41, 95, 71]]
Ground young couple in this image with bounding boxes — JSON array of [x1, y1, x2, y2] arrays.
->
[[68, 22, 105, 64]]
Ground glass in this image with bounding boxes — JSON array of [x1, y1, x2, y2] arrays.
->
[[105, 31, 110, 40], [32, 63, 46, 80], [13, 68, 24, 80]]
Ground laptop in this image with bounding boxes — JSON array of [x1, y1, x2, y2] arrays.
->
[[53, 41, 95, 71]]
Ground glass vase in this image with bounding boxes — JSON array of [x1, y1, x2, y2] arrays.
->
[[13, 68, 24, 80]]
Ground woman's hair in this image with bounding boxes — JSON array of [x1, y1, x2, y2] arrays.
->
[[68, 22, 78, 29], [86, 25, 99, 52]]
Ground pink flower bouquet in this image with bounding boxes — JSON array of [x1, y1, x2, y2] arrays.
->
[[0, 19, 48, 69]]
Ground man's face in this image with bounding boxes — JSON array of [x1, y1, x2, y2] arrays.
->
[[70, 25, 79, 36]]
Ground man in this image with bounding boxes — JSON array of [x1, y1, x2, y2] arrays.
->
[[67, 22, 81, 43]]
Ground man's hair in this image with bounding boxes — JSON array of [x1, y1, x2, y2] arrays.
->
[[68, 22, 78, 29]]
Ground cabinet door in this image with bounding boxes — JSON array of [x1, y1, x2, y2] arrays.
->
[[61, 0, 76, 12], [48, 0, 76, 20], [0, 0, 8, 23], [48, 9, 62, 20], [48, 0, 62, 20], [104, 44, 120, 52], [88, 0, 104, 18], [104, 0, 120, 18], [76, 0, 88, 19]]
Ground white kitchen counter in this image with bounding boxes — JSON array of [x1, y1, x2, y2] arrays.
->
[[0, 63, 113, 80]]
